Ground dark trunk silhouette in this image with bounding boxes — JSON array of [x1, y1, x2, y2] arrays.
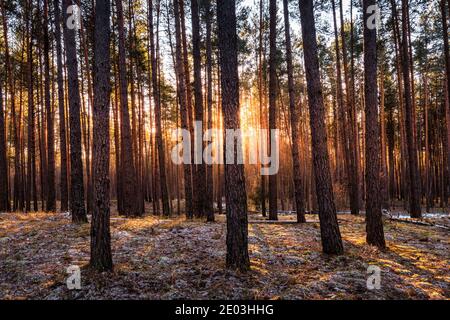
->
[[441, 0, 450, 192], [26, 0, 37, 213], [174, 0, 193, 218], [258, 0, 267, 218], [268, 0, 278, 221], [298, 0, 343, 255], [283, 0, 305, 223], [191, 0, 208, 218], [218, 0, 250, 271], [115, 0, 141, 217], [63, 0, 87, 223], [0, 60, 8, 212], [54, 0, 68, 212], [401, 0, 422, 218], [44, 0, 55, 212], [90, 0, 113, 272], [363, 0, 386, 249], [205, 0, 215, 222], [339, 0, 359, 216], [149, 0, 171, 217], [331, 0, 350, 202], [2, 0, 23, 212]]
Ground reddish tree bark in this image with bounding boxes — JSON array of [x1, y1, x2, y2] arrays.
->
[[441, 0, 450, 194], [283, 0, 305, 223], [339, 0, 359, 216], [149, 0, 171, 216], [191, 0, 208, 218], [26, 0, 37, 213], [363, 0, 386, 249], [174, 0, 193, 218], [63, 0, 87, 223], [268, 0, 278, 221], [205, 0, 215, 222], [1, 0, 23, 212], [0, 65, 8, 212], [115, 0, 141, 217], [54, 0, 68, 212], [44, 0, 56, 212], [401, 0, 422, 218]]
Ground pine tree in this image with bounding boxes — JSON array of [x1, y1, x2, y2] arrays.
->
[[401, 0, 422, 218], [0, 63, 8, 212], [44, 0, 56, 212], [283, 0, 305, 223], [217, 0, 250, 271], [26, 0, 37, 213], [115, 0, 141, 217], [205, 0, 215, 222], [63, 0, 87, 223], [268, 0, 278, 221], [363, 0, 386, 249], [174, 0, 193, 218], [191, 0, 208, 218], [53, 0, 68, 212], [298, 0, 344, 255], [90, 0, 113, 272], [149, 0, 171, 217]]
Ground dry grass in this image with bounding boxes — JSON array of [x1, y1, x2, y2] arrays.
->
[[0, 211, 448, 300]]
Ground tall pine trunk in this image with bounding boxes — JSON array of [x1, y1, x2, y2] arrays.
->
[[174, 0, 193, 219], [2, 0, 22, 212], [441, 0, 450, 197], [0, 60, 8, 212], [191, 0, 208, 218], [268, 0, 278, 221], [180, 0, 194, 169], [26, 0, 37, 213], [379, 62, 389, 209], [258, 0, 266, 217], [401, 0, 422, 218], [54, 0, 68, 212], [298, 0, 343, 255], [331, 0, 350, 193], [217, 0, 250, 271], [363, 0, 386, 249], [115, 0, 141, 217], [283, 0, 305, 223], [90, 0, 113, 272], [205, 0, 215, 222], [63, 0, 87, 223], [149, 0, 170, 216], [44, 0, 56, 212], [339, 0, 359, 216]]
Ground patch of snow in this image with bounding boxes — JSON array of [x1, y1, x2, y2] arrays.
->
[[159, 256, 172, 265]]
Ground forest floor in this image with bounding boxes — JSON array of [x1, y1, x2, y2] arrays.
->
[[0, 208, 449, 300]]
